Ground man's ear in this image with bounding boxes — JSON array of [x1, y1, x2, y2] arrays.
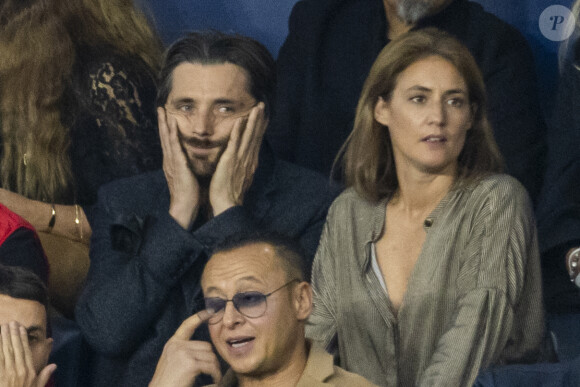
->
[[293, 282, 313, 321], [374, 96, 391, 127]]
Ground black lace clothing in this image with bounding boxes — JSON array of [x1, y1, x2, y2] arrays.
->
[[64, 45, 162, 211]]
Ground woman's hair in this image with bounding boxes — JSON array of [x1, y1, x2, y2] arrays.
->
[[337, 28, 503, 202], [0, 0, 162, 202]]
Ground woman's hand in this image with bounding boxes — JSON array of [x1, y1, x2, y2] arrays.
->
[[0, 188, 91, 243]]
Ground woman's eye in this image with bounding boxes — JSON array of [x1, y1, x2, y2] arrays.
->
[[410, 96, 426, 104]]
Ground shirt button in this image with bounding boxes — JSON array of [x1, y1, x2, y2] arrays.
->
[[424, 218, 433, 228]]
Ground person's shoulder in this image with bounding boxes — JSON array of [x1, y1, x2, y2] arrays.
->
[[290, 0, 350, 15], [322, 187, 381, 227], [287, 0, 372, 27], [464, 174, 531, 208], [273, 159, 342, 200], [306, 343, 379, 386], [472, 174, 527, 194], [330, 365, 380, 386], [98, 169, 166, 205], [459, 0, 529, 44], [331, 187, 375, 210]]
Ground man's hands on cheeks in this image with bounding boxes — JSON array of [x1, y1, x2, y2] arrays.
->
[[149, 311, 221, 387], [210, 103, 267, 216], [0, 322, 56, 387], [159, 107, 201, 230]]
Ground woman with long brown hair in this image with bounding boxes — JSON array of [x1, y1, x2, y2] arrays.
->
[[307, 28, 546, 386], [0, 0, 163, 315]]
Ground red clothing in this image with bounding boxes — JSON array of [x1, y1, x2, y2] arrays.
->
[[0, 203, 36, 244], [0, 203, 49, 283]]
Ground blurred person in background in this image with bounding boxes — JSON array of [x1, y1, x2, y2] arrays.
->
[[537, 0, 580, 315]]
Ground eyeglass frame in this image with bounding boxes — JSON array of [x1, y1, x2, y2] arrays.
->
[[204, 278, 300, 325]]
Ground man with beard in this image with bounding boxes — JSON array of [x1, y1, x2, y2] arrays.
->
[[268, 0, 546, 203], [75, 31, 339, 387]]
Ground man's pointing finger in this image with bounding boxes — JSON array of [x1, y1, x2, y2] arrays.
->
[[171, 310, 213, 341]]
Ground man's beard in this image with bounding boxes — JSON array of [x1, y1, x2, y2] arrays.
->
[[397, 0, 440, 24], [179, 132, 228, 179]]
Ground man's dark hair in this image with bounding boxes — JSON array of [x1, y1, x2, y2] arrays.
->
[[0, 264, 48, 310], [210, 232, 307, 282], [156, 30, 276, 118]]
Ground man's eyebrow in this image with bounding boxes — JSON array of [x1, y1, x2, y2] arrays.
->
[[213, 98, 238, 105], [204, 275, 264, 295], [168, 97, 194, 105]]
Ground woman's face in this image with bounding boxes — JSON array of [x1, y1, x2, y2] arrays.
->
[[374, 55, 473, 177]]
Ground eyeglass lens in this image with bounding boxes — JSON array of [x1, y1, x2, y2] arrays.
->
[[205, 292, 267, 323], [204, 279, 299, 324]]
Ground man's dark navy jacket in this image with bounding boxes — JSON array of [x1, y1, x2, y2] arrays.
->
[[75, 146, 340, 386]]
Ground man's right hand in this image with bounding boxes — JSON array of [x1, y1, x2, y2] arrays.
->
[[149, 311, 221, 387], [209, 103, 267, 216], [158, 107, 201, 230], [0, 322, 56, 387]]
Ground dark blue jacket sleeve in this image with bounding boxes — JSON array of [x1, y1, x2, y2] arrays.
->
[[75, 185, 259, 355]]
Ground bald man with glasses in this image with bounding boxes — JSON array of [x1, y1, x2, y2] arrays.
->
[[150, 234, 377, 387]]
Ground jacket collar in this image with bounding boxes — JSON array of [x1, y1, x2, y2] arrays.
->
[[358, 187, 459, 273], [298, 340, 337, 385], [215, 341, 336, 387]]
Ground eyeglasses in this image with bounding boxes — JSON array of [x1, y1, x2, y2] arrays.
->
[[204, 279, 300, 325]]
